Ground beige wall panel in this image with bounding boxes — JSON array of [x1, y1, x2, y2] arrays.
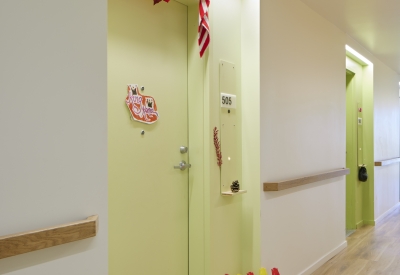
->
[[0, 0, 108, 274], [260, 0, 347, 274]]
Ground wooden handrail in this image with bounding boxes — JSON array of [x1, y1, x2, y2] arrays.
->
[[0, 215, 98, 259], [264, 168, 350, 191], [374, 158, 400, 167]]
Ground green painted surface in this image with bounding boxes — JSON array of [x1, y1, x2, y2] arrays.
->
[[188, 5, 206, 275], [345, 56, 375, 231], [346, 70, 356, 230], [108, 1, 189, 274], [361, 64, 375, 224]]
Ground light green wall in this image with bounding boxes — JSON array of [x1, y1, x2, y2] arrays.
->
[[361, 63, 375, 225], [346, 58, 364, 228], [346, 36, 400, 223], [346, 70, 357, 230], [207, 0, 244, 272], [188, 4, 206, 275], [345, 55, 375, 228], [204, 0, 261, 274], [241, 0, 261, 273]]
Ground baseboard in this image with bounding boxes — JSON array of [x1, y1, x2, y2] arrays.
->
[[375, 202, 400, 224], [298, 241, 347, 275], [364, 220, 375, 226], [356, 220, 364, 229]]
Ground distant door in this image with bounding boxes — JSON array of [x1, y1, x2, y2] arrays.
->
[[108, 1, 189, 274]]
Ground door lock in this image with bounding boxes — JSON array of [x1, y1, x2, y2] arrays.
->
[[180, 146, 188, 154], [174, 160, 191, 171]]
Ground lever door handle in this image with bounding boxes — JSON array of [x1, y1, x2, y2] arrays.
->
[[174, 161, 192, 171]]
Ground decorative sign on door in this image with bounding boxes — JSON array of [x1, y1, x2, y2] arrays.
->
[[125, 84, 159, 124]]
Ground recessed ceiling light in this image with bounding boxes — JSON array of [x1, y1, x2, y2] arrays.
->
[[346, 45, 373, 66]]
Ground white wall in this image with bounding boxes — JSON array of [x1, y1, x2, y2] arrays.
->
[[345, 37, 400, 221], [372, 49, 400, 220], [260, 0, 347, 274], [0, 1, 108, 274]]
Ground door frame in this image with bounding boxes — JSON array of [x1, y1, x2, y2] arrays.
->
[[187, 3, 207, 275], [346, 69, 357, 231]]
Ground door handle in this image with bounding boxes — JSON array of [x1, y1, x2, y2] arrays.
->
[[174, 161, 191, 171]]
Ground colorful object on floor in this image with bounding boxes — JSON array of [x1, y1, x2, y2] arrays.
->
[[198, 0, 210, 57], [153, 0, 170, 5], [213, 127, 223, 167], [126, 84, 159, 124], [224, 269, 273, 275]]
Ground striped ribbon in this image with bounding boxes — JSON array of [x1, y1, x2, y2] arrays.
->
[[198, 0, 210, 57]]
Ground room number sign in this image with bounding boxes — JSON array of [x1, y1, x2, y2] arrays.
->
[[220, 93, 237, 109]]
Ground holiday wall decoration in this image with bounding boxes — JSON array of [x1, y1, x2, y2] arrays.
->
[[271, 268, 280, 275], [213, 127, 223, 167], [198, 0, 210, 57], [125, 84, 159, 124], [153, 0, 170, 5]]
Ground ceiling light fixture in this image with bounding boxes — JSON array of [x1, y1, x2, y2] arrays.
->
[[346, 45, 373, 66]]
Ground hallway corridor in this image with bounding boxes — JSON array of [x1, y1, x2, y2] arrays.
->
[[312, 204, 400, 274]]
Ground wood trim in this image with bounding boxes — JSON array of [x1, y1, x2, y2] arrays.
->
[[0, 215, 98, 260], [263, 169, 350, 191], [374, 158, 400, 166]]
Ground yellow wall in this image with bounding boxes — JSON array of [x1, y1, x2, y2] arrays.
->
[[241, 0, 261, 272], [206, 0, 261, 274], [207, 0, 243, 273], [189, 0, 260, 274], [188, 4, 206, 275]]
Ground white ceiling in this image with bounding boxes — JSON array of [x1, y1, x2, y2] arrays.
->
[[299, 0, 400, 74]]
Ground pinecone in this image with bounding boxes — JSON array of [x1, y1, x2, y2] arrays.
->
[[231, 180, 240, 193]]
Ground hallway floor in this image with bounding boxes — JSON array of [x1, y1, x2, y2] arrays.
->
[[312, 204, 400, 275]]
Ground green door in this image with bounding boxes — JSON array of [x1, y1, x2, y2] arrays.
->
[[108, 1, 189, 274]]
